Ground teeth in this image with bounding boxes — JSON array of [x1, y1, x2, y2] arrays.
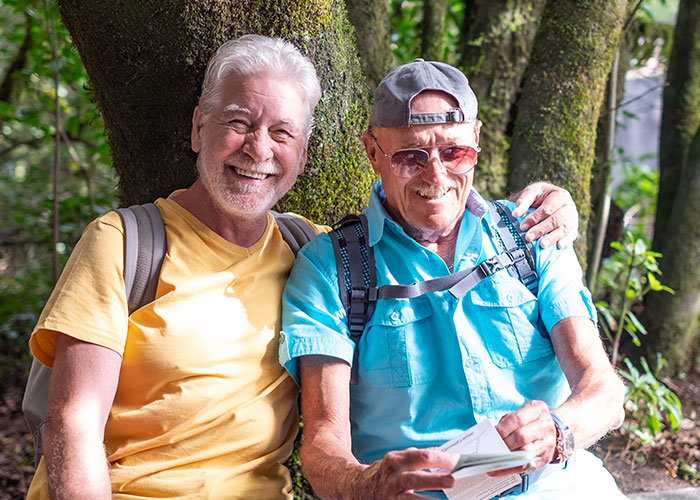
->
[[415, 186, 450, 199], [234, 167, 268, 180]]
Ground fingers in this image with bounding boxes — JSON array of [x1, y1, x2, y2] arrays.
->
[[368, 448, 457, 498], [510, 183, 546, 218], [495, 401, 558, 469], [384, 448, 458, 471], [507, 182, 579, 248], [521, 205, 579, 248]]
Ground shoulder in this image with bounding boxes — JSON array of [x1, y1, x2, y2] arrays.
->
[[274, 211, 330, 235]]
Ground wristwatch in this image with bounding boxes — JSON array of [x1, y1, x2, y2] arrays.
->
[[550, 413, 575, 463]]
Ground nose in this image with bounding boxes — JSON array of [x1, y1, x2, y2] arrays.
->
[[419, 149, 449, 185], [243, 129, 274, 163]]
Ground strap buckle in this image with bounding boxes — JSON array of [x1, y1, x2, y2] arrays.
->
[[478, 257, 499, 276]]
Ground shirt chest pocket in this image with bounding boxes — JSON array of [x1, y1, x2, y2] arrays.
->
[[468, 273, 553, 368], [360, 298, 436, 388]]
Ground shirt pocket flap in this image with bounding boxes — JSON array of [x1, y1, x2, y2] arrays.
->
[[469, 272, 536, 307], [368, 297, 432, 327]]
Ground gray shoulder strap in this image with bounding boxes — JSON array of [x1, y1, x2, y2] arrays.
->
[[117, 203, 166, 314], [272, 211, 317, 256], [22, 203, 166, 465]]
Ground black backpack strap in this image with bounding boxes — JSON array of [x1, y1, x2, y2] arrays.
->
[[486, 200, 547, 337], [117, 203, 166, 313], [329, 214, 376, 385], [486, 200, 538, 294]]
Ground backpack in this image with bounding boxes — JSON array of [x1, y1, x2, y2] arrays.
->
[[22, 204, 317, 463], [329, 200, 542, 384]]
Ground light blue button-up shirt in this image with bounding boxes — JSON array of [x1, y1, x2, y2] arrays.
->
[[280, 181, 596, 465]]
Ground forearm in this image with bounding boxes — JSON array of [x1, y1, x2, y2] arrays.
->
[[554, 367, 625, 449], [550, 317, 626, 450], [300, 424, 371, 500], [45, 414, 111, 499]]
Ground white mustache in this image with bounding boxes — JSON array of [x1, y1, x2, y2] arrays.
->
[[227, 154, 282, 176]]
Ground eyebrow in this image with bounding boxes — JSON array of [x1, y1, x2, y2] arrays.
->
[[222, 104, 250, 114]]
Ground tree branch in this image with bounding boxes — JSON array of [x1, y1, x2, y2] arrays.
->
[[0, 13, 33, 103]]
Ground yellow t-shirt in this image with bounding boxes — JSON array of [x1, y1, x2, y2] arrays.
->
[[27, 195, 324, 499]]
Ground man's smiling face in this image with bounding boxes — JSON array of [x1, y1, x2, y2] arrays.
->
[[364, 90, 480, 242], [191, 72, 308, 220]]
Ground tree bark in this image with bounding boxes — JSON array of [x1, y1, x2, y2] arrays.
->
[[421, 0, 448, 61], [458, 0, 546, 199], [644, 126, 700, 373], [652, 0, 700, 251], [57, 0, 374, 224], [508, 0, 627, 257], [345, 0, 392, 92]]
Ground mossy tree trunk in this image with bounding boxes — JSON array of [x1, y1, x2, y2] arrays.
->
[[652, 0, 700, 251], [643, 126, 700, 373], [458, 0, 546, 199], [508, 0, 627, 258], [421, 0, 448, 61], [345, 0, 392, 92], [644, 0, 700, 373], [57, 0, 374, 224]]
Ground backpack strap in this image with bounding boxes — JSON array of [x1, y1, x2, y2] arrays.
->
[[328, 202, 545, 386], [329, 214, 376, 385], [486, 200, 538, 294], [22, 203, 166, 465], [117, 203, 166, 312], [272, 211, 317, 256]]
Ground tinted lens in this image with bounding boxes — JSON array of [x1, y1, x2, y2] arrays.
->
[[389, 145, 479, 177], [390, 149, 429, 175], [439, 146, 478, 173]]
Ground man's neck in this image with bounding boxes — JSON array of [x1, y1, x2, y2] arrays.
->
[[411, 229, 459, 270], [174, 181, 269, 247]]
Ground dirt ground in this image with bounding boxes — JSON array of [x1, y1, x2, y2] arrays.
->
[[1, 364, 698, 499], [592, 369, 700, 494]]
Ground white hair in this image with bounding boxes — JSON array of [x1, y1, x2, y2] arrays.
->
[[198, 34, 322, 141]]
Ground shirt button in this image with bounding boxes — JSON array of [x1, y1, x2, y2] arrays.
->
[[506, 293, 515, 302], [465, 358, 475, 367], [391, 312, 400, 321]]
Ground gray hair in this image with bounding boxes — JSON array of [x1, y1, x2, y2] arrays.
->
[[198, 34, 322, 141]]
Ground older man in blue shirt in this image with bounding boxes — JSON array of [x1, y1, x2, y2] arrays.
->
[[279, 59, 626, 499]]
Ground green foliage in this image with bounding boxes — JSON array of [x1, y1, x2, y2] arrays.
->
[[389, 0, 463, 65], [629, 0, 678, 70], [594, 230, 679, 447], [613, 149, 660, 241], [0, 0, 117, 364], [596, 231, 673, 366], [619, 355, 682, 444]]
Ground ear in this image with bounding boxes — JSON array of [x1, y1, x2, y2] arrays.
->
[[298, 145, 308, 175], [191, 106, 203, 153], [362, 131, 381, 175], [473, 120, 482, 147]]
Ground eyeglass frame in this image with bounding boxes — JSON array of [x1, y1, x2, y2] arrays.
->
[[368, 131, 481, 178]]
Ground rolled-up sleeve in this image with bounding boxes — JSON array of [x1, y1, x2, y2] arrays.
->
[[535, 240, 598, 332], [279, 233, 356, 386]]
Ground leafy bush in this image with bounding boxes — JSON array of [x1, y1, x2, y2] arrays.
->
[[595, 231, 672, 366], [619, 355, 682, 444]]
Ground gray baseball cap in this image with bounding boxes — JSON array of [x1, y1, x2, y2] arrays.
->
[[369, 58, 478, 128]]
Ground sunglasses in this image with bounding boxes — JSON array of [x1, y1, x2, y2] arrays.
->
[[370, 133, 480, 178]]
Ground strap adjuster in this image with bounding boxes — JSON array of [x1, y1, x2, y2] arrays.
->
[[478, 257, 498, 276]]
